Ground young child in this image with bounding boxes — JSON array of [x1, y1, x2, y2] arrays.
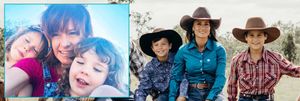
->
[[57, 37, 127, 97], [134, 28, 186, 101], [5, 25, 50, 96]]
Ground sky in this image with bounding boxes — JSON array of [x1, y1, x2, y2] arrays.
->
[[3, 4, 130, 87], [130, 0, 300, 39]]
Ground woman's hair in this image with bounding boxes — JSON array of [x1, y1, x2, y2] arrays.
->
[[185, 20, 218, 42], [57, 37, 126, 96], [41, 4, 93, 67], [5, 25, 49, 61]]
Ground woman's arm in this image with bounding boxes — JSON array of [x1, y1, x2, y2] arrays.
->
[[169, 49, 186, 101], [206, 45, 227, 100], [5, 67, 30, 96]]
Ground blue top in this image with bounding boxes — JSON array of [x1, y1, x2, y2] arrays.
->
[[169, 39, 226, 100], [134, 53, 188, 101]]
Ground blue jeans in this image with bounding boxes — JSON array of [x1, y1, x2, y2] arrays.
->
[[154, 91, 168, 101], [187, 88, 225, 101]]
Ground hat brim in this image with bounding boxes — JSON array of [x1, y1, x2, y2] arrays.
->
[[232, 27, 280, 43], [180, 15, 221, 31], [139, 30, 183, 57]]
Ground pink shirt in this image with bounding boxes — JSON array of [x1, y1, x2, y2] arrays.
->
[[14, 58, 59, 97]]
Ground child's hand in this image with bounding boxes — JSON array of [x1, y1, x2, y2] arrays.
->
[[176, 96, 186, 101], [89, 85, 124, 97]]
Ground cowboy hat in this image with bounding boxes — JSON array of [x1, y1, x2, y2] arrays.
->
[[232, 17, 280, 43], [139, 28, 183, 57], [180, 7, 221, 31]]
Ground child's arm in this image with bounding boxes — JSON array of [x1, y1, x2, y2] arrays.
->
[[89, 85, 124, 97], [177, 77, 189, 101], [5, 67, 30, 96], [17, 84, 32, 96]]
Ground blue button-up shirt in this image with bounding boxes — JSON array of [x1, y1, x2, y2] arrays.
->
[[135, 53, 188, 101], [169, 39, 226, 100]]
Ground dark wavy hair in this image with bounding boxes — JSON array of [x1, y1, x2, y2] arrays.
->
[[41, 4, 93, 67], [5, 25, 49, 61], [57, 37, 126, 96], [185, 20, 218, 42]]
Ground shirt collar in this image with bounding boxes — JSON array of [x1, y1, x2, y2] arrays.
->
[[242, 47, 268, 63], [187, 39, 214, 51], [152, 52, 175, 65]]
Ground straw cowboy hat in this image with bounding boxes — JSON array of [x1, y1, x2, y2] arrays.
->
[[180, 7, 221, 31], [139, 28, 183, 57], [232, 17, 280, 43]]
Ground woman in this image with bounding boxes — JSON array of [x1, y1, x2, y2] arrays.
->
[[5, 4, 93, 97], [169, 7, 226, 101]]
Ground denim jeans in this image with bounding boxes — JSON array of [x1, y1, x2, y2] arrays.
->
[[187, 88, 225, 101], [154, 91, 168, 101]]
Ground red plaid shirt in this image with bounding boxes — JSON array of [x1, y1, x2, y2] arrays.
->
[[227, 48, 300, 101]]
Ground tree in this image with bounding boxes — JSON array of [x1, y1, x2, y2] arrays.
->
[[282, 33, 297, 62], [131, 11, 154, 39]]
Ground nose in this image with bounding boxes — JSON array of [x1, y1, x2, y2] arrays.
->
[[24, 44, 33, 53], [80, 67, 89, 76], [60, 35, 72, 48]]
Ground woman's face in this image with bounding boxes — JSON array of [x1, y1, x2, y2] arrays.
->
[[69, 49, 109, 96], [9, 32, 45, 63], [192, 20, 211, 38], [51, 21, 84, 65]]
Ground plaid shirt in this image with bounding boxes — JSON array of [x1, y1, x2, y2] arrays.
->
[[130, 41, 146, 79], [227, 48, 300, 101]]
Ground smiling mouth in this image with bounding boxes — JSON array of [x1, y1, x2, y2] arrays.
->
[[58, 50, 75, 58], [76, 78, 89, 86]]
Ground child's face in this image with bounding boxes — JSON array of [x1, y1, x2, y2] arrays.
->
[[69, 49, 109, 96], [9, 32, 45, 62], [51, 20, 84, 65], [245, 30, 267, 51], [151, 38, 172, 59]]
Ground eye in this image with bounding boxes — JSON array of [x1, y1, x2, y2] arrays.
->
[[69, 31, 80, 35], [76, 60, 84, 65], [25, 38, 30, 43], [52, 32, 59, 37], [93, 67, 102, 72]]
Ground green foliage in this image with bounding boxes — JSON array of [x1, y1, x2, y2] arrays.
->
[[282, 33, 297, 62], [131, 11, 154, 39]]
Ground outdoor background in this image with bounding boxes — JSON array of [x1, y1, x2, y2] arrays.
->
[[130, 0, 300, 101]]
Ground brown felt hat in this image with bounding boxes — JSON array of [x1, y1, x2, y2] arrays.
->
[[180, 7, 221, 31], [232, 17, 280, 43]]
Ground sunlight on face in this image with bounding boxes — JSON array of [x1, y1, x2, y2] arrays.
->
[[69, 49, 109, 96]]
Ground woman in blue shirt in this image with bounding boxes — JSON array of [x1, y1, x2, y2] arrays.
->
[[169, 7, 226, 101]]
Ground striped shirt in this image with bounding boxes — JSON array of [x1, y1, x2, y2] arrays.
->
[[227, 48, 300, 101]]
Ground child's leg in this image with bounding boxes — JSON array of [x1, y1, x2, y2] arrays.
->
[[17, 84, 32, 96]]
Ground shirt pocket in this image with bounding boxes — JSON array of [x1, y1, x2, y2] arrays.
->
[[239, 73, 252, 89], [263, 72, 277, 89]]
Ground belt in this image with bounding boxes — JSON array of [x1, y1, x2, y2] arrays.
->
[[239, 93, 274, 100], [189, 83, 210, 89]]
